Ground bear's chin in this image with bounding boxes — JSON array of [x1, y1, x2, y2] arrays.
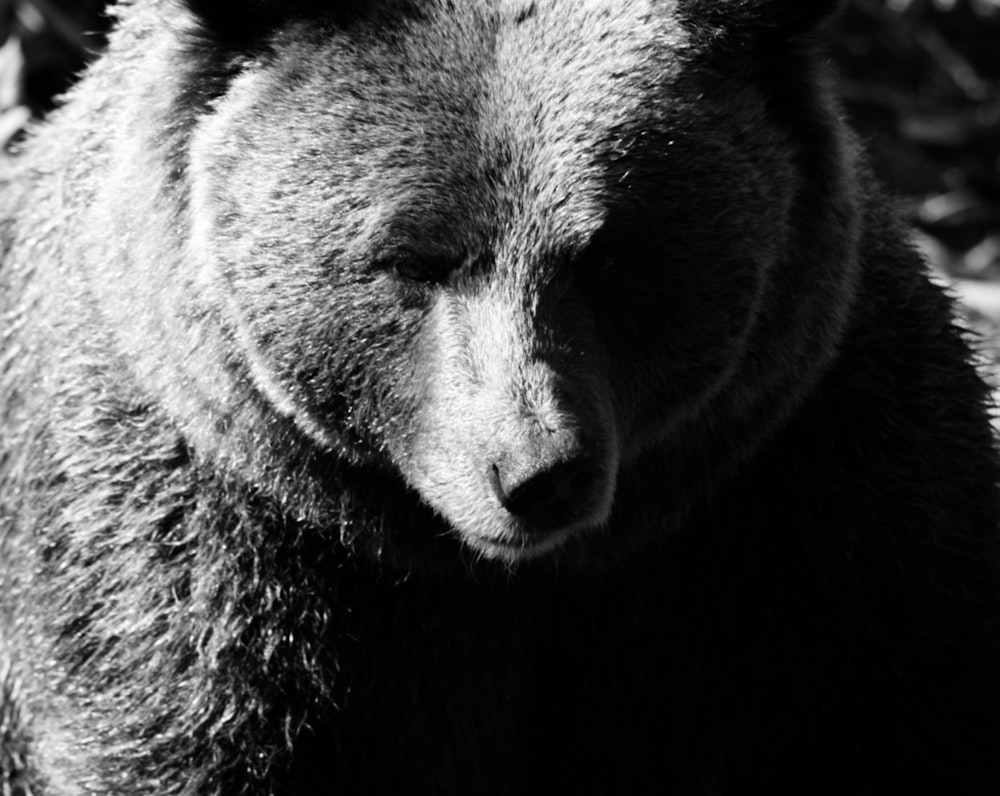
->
[[450, 489, 615, 564], [460, 525, 585, 563]]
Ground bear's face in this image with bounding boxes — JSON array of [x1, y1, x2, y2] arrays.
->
[[186, 0, 822, 562]]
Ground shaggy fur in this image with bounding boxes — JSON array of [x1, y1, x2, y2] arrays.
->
[[2, 0, 999, 793]]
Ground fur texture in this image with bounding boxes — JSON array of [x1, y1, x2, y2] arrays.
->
[[2, 0, 999, 793]]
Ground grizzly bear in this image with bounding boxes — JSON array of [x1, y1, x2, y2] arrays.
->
[[2, 0, 999, 793]]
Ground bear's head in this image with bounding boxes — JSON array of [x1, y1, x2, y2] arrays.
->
[[126, 0, 853, 565]]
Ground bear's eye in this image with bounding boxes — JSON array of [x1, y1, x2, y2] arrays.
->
[[381, 253, 458, 285]]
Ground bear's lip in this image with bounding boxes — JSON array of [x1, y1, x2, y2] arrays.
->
[[462, 525, 578, 562]]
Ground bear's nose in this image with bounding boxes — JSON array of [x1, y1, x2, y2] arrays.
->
[[488, 455, 600, 530]]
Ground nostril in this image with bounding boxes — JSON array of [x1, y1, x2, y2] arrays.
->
[[489, 458, 599, 528], [488, 463, 509, 506]]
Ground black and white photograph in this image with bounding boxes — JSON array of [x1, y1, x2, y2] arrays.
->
[[2, 1, 1000, 793]]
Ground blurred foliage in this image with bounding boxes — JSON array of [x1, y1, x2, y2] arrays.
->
[[830, 0, 1000, 281], [0, 0, 998, 273], [0, 0, 107, 109]]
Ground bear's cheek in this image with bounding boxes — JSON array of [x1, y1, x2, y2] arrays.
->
[[189, 137, 429, 453], [581, 121, 793, 455], [388, 292, 621, 562], [193, 198, 425, 454], [223, 274, 424, 454], [579, 241, 767, 459]]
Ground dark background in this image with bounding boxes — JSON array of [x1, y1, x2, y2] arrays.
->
[[2, 0, 999, 377]]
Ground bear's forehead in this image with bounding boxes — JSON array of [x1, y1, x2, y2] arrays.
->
[[481, 1, 688, 235], [311, 0, 688, 248], [209, 0, 694, 265], [387, 0, 689, 158]]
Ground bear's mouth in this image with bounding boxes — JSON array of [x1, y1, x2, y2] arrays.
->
[[462, 525, 580, 563], [450, 458, 616, 562]]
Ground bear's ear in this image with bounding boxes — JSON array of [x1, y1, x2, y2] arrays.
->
[[180, 0, 367, 47], [181, 0, 298, 46], [679, 0, 843, 51]]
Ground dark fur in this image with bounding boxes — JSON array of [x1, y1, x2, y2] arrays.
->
[[2, 1, 999, 793]]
